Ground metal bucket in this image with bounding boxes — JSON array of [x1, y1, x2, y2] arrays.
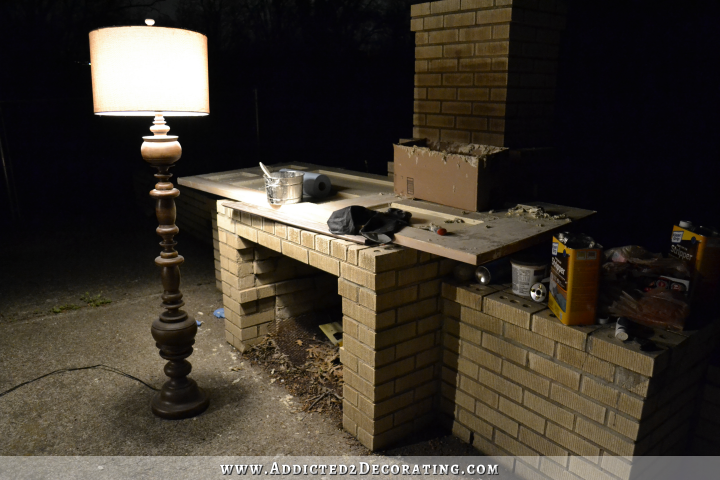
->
[[264, 171, 304, 205]]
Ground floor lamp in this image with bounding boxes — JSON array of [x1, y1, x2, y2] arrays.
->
[[89, 20, 210, 419]]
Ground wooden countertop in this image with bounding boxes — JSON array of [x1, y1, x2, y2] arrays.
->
[[178, 163, 594, 265]]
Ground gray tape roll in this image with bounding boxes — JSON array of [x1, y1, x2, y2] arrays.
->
[[280, 169, 332, 198]]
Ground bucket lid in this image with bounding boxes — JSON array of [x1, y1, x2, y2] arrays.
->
[[510, 255, 548, 269]]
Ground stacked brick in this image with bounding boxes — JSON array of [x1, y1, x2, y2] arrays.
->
[[411, 0, 566, 148], [339, 248, 456, 450], [441, 279, 720, 478], [215, 201, 460, 450]]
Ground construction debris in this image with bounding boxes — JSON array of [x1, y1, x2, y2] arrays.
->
[[243, 335, 343, 425], [507, 204, 567, 220]]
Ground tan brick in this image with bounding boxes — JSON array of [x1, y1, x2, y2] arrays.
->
[[411, 18, 425, 32], [281, 240, 309, 264], [581, 376, 619, 408], [614, 367, 651, 398], [342, 298, 395, 330], [501, 361, 550, 396], [397, 297, 438, 323], [260, 218, 274, 234], [359, 357, 414, 385], [529, 352, 580, 389], [588, 331, 669, 377], [523, 391, 575, 430], [458, 321, 482, 346], [365, 321, 416, 350], [460, 306, 502, 334], [475, 41, 509, 56], [459, 25, 491, 42], [460, 0, 492, 9], [443, 73, 474, 87], [460, 340, 502, 373], [256, 230, 281, 252], [345, 369, 394, 403], [430, 0, 460, 15], [550, 383, 606, 424], [395, 366, 434, 392], [459, 57, 492, 71], [478, 366, 523, 402], [492, 23, 510, 39], [346, 245, 370, 265], [313, 234, 333, 255], [443, 298, 461, 319], [482, 333, 527, 365], [539, 458, 583, 480], [532, 309, 599, 351], [338, 278, 359, 301], [441, 281, 497, 310], [222, 231, 254, 250], [396, 332, 436, 359], [483, 291, 544, 329], [221, 269, 254, 290], [274, 223, 287, 239], [556, 344, 615, 382], [274, 278, 307, 295], [418, 279, 441, 299], [495, 431, 540, 463], [444, 43, 474, 58], [339, 346, 358, 373], [474, 72, 508, 87], [459, 374, 499, 408], [233, 286, 258, 304], [411, 3, 431, 17], [476, 7, 512, 24], [457, 356, 478, 378], [429, 28, 459, 44], [444, 12, 475, 28], [235, 222, 259, 243], [287, 226, 301, 244], [359, 247, 417, 273], [249, 214, 262, 229], [607, 411, 640, 441], [546, 423, 601, 457], [458, 408, 493, 440], [428, 59, 458, 73], [476, 401, 518, 436], [505, 323, 555, 356], [397, 262, 439, 287], [575, 417, 634, 456], [499, 397, 545, 433], [308, 250, 340, 276], [295, 230, 313, 248], [519, 426, 569, 460], [238, 309, 274, 329], [600, 454, 633, 479], [340, 263, 396, 290], [568, 457, 615, 480], [617, 393, 652, 420], [358, 390, 413, 418]]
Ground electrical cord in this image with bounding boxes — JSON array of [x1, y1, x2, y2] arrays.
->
[[0, 364, 159, 398]]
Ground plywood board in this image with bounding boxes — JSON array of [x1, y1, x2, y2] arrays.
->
[[180, 163, 595, 265]]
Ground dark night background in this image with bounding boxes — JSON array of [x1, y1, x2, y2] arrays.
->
[[0, 0, 718, 254]]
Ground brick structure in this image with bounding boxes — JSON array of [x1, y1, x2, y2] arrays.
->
[[411, 0, 567, 147], [441, 280, 720, 477], [215, 202, 456, 450]]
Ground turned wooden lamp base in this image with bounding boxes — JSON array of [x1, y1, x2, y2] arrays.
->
[[143, 113, 209, 419]]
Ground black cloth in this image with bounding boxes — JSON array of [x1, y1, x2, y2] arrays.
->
[[327, 206, 411, 245]]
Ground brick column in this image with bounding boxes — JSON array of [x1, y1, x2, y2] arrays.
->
[[411, 0, 567, 148], [214, 202, 459, 450], [339, 247, 456, 449]]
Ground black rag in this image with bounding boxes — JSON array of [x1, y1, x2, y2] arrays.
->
[[327, 206, 412, 245]]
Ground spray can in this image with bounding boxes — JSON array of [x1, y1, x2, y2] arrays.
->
[[475, 259, 512, 285]]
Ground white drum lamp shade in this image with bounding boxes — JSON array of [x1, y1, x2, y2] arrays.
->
[[89, 26, 209, 116]]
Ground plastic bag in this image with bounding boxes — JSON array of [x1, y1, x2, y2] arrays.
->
[[603, 245, 690, 277], [608, 288, 690, 331]]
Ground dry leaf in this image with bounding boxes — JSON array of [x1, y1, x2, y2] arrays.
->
[[296, 340, 303, 346]]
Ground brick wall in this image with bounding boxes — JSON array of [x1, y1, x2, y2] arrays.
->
[[215, 201, 458, 450], [441, 279, 720, 477], [691, 351, 720, 454], [411, 0, 566, 148]]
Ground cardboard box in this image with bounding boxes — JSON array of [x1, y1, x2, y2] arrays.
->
[[393, 140, 508, 212]]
